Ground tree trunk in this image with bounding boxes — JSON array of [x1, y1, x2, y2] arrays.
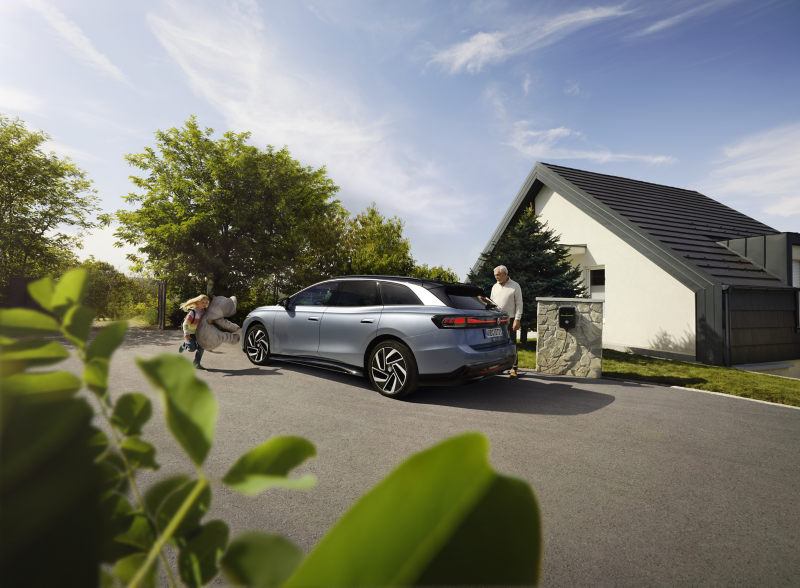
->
[[157, 280, 167, 330], [519, 327, 528, 344]]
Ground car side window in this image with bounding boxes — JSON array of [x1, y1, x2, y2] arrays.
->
[[292, 282, 339, 306], [380, 282, 422, 305], [333, 281, 380, 307]]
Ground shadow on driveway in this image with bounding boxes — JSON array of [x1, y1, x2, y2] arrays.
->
[[203, 367, 282, 377], [406, 376, 616, 416], [256, 360, 618, 416], [53, 325, 184, 351], [262, 361, 375, 391], [119, 327, 182, 349]]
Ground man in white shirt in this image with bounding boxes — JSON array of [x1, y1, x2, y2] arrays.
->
[[490, 265, 523, 378]]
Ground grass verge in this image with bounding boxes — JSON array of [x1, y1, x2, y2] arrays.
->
[[515, 342, 800, 408]]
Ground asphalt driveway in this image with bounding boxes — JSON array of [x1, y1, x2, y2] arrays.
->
[[77, 327, 800, 586]]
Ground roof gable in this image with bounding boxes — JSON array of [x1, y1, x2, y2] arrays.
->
[[474, 162, 788, 290]]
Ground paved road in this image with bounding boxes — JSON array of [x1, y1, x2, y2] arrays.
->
[[75, 327, 800, 586]]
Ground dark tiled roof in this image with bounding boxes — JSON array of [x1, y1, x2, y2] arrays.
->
[[542, 163, 786, 288]]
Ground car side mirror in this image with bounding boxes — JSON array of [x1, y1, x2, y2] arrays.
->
[[277, 297, 290, 308]]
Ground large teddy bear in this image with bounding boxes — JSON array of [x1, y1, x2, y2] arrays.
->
[[195, 295, 241, 351]]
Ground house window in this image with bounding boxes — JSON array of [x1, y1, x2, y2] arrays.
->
[[589, 268, 605, 300]]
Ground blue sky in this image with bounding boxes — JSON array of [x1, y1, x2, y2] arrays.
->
[[2, 0, 798, 280]]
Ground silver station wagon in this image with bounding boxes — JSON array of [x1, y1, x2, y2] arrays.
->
[[241, 276, 516, 398]]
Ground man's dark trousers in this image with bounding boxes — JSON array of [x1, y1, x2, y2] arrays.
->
[[509, 328, 518, 369]]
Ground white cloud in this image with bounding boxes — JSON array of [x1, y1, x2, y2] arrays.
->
[[485, 83, 674, 165], [633, 1, 736, 37], [28, 0, 130, 85], [0, 86, 45, 115], [430, 30, 506, 75], [67, 225, 140, 271], [522, 73, 531, 96], [507, 122, 677, 165], [699, 122, 800, 218], [484, 85, 508, 119], [45, 140, 100, 162], [429, 5, 630, 74], [304, 1, 427, 40], [564, 81, 580, 96], [146, 1, 472, 232]]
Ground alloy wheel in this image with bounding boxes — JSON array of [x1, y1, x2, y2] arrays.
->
[[246, 328, 269, 363], [370, 346, 407, 394]]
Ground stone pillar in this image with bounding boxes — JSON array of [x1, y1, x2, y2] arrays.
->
[[536, 297, 604, 378]]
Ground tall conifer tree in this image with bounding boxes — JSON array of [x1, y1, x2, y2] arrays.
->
[[467, 205, 583, 342]]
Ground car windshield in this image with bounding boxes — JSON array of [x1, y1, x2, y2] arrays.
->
[[292, 282, 339, 306]]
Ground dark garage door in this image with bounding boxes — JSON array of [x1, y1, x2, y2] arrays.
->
[[729, 289, 800, 364]]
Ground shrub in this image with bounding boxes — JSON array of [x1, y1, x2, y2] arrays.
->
[[140, 307, 159, 327]]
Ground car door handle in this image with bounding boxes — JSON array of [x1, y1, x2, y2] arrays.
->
[[308, 317, 320, 321], [361, 318, 375, 323]]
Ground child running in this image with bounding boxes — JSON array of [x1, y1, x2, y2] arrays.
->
[[178, 294, 209, 369]]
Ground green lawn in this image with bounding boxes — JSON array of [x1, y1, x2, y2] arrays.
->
[[515, 342, 800, 408]]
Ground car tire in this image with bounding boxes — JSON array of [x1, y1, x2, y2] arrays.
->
[[245, 324, 271, 365], [368, 341, 419, 398]]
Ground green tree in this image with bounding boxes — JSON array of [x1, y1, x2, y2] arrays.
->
[[283, 203, 351, 294], [286, 202, 460, 292], [410, 263, 460, 283], [80, 257, 131, 320], [348, 203, 415, 276], [78, 257, 159, 321], [468, 205, 583, 342], [345, 204, 460, 281], [0, 114, 99, 305], [105, 116, 342, 300]]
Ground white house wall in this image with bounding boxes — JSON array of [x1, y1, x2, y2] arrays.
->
[[535, 186, 697, 359]]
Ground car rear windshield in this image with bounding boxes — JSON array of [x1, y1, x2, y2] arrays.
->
[[445, 286, 497, 311]]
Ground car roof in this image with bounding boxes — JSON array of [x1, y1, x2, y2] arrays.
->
[[331, 275, 473, 290]]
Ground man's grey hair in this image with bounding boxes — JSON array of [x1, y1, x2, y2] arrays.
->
[[494, 265, 508, 274]]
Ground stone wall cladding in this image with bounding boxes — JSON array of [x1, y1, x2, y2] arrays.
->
[[536, 298, 604, 378]]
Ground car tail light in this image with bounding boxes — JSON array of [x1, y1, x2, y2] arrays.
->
[[440, 316, 466, 327], [431, 314, 509, 329], [466, 317, 497, 326]]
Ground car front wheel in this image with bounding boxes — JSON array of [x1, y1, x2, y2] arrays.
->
[[368, 341, 419, 398], [245, 324, 271, 365]]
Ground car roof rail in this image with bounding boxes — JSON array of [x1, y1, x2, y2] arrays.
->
[[333, 275, 468, 288]]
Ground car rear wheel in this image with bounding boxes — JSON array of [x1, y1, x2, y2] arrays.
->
[[245, 324, 271, 365], [368, 341, 419, 398]]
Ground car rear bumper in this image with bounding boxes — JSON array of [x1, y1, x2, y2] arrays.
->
[[418, 355, 516, 386]]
